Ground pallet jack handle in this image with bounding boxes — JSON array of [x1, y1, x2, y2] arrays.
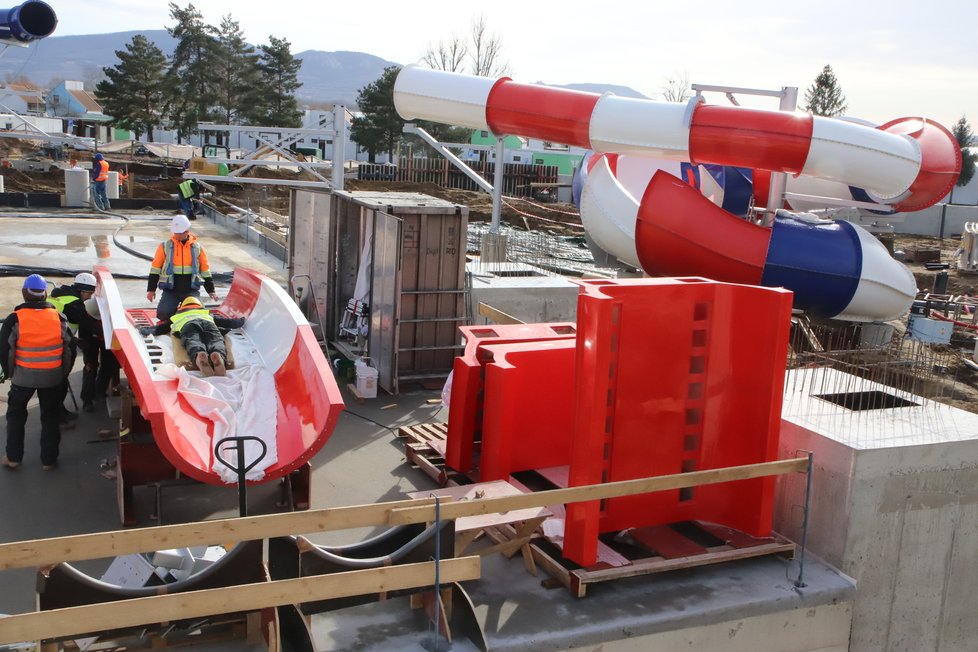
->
[[215, 436, 268, 517]]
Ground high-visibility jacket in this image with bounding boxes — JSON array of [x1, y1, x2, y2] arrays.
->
[[150, 234, 212, 290], [47, 294, 81, 333], [169, 307, 215, 334], [178, 180, 197, 199], [94, 159, 109, 182], [13, 307, 66, 388]]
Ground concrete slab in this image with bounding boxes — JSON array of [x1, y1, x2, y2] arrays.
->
[[777, 367, 978, 651]]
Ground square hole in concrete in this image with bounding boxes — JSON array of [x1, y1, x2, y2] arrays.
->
[[815, 390, 919, 411]]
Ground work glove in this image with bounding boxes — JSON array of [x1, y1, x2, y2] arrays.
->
[[138, 326, 155, 337]]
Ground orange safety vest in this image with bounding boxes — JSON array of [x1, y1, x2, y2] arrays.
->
[[94, 159, 109, 182], [14, 307, 63, 370]]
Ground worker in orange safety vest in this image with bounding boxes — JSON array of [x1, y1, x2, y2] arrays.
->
[[0, 274, 75, 470], [91, 152, 110, 210]]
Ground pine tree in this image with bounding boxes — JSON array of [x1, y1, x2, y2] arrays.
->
[[165, 2, 219, 141], [256, 36, 303, 127], [95, 35, 168, 141], [213, 15, 261, 125], [804, 65, 847, 117], [952, 116, 977, 188], [350, 66, 403, 162]]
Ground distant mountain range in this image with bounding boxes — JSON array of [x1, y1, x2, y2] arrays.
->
[[0, 30, 648, 109]]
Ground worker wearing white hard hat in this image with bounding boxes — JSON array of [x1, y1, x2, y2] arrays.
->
[[146, 215, 219, 320], [48, 271, 100, 425], [75, 296, 119, 413]]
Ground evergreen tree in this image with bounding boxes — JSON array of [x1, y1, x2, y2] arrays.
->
[[95, 35, 168, 141], [256, 36, 303, 127], [165, 2, 219, 141], [804, 65, 847, 117], [213, 15, 261, 125], [952, 116, 977, 188], [350, 66, 403, 162]]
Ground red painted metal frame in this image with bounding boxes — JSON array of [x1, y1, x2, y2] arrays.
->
[[478, 339, 577, 482], [446, 323, 576, 473], [563, 278, 793, 566]]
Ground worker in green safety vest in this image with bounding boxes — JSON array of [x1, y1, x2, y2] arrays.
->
[[139, 296, 244, 377], [178, 178, 202, 221], [47, 273, 96, 424]]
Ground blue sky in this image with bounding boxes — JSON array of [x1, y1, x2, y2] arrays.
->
[[51, 0, 977, 129]]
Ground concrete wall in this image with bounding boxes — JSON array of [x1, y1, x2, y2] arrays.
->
[[469, 263, 579, 324], [776, 369, 978, 651]]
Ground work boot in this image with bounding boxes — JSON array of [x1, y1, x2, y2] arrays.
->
[[83, 401, 95, 413], [210, 352, 226, 377], [1, 455, 20, 470], [195, 351, 214, 377], [41, 461, 57, 471]]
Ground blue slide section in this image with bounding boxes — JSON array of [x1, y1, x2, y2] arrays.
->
[[761, 216, 863, 318]]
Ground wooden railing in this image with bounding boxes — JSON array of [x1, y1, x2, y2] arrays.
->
[[0, 457, 810, 645]]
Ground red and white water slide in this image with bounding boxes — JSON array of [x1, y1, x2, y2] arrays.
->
[[393, 66, 962, 321], [94, 267, 343, 486]]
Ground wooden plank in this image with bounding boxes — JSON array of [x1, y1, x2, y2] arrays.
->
[[696, 521, 779, 549], [0, 558, 480, 645], [628, 525, 707, 559], [477, 302, 525, 325], [574, 541, 796, 585], [0, 496, 435, 571], [389, 458, 809, 525]]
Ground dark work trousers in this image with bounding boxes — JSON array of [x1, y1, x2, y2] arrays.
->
[[58, 339, 78, 412], [180, 320, 227, 363], [5, 383, 62, 465], [79, 340, 120, 404]]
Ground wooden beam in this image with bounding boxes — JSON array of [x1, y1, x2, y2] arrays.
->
[[0, 558, 480, 645], [477, 302, 524, 325], [0, 458, 808, 571], [0, 497, 437, 571], [388, 458, 810, 524]]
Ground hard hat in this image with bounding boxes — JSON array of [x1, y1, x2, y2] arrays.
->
[[23, 273, 47, 299], [172, 214, 191, 234], [94, 153, 104, 161], [84, 297, 101, 320], [23, 273, 47, 291], [180, 296, 203, 309], [73, 272, 96, 292]]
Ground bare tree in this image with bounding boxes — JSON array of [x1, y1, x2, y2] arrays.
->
[[661, 71, 691, 103], [421, 33, 467, 73], [469, 14, 508, 77]]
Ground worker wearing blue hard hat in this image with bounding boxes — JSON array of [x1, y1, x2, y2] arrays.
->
[[91, 152, 110, 211], [0, 274, 75, 470]]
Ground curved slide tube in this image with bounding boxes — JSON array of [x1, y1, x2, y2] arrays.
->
[[394, 66, 962, 321], [94, 266, 344, 485]]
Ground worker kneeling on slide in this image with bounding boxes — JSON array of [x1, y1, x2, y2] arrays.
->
[[140, 296, 244, 377]]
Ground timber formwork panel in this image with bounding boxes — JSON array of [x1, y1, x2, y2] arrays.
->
[[446, 323, 577, 473], [563, 278, 793, 566]]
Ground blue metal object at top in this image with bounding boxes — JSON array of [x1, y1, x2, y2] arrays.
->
[[0, 1, 56, 42]]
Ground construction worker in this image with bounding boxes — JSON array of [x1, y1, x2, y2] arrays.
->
[[91, 153, 110, 211], [48, 272, 97, 424], [0, 274, 75, 470], [140, 296, 244, 377], [146, 214, 219, 321], [177, 178, 203, 220], [79, 298, 120, 412]]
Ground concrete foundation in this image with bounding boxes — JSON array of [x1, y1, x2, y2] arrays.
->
[[469, 261, 579, 323], [775, 367, 978, 651]]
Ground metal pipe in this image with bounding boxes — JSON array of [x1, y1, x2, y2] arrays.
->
[[795, 450, 815, 588], [491, 136, 505, 233], [0, 1, 56, 42]]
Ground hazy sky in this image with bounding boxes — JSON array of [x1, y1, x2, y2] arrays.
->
[[50, 0, 977, 129]]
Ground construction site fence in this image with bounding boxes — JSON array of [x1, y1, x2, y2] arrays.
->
[[358, 159, 560, 197]]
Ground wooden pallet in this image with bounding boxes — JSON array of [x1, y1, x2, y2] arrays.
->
[[397, 422, 469, 487], [530, 520, 796, 598]]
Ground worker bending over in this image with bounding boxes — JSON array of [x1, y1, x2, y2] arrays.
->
[[140, 296, 244, 377], [48, 272, 96, 422]]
